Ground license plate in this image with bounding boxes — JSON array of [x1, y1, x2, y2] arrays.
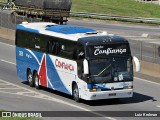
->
[[109, 93, 116, 96]]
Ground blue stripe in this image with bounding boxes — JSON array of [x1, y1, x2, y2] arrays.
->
[[46, 25, 96, 34], [87, 84, 93, 89], [16, 25, 39, 33], [88, 83, 110, 90]]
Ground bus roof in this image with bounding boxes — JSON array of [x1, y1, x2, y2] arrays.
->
[[16, 22, 127, 43]]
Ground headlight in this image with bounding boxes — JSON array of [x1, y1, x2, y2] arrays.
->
[[124, 86, 133, 89]]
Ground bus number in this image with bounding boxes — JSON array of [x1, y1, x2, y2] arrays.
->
[[26, 53, 32, 59], [19, 51, 23, 56]]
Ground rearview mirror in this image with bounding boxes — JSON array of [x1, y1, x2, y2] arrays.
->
[[133, 56, 140, 72], [83, 59, 89, 75]]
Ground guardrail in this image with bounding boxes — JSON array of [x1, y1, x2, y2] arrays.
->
[[128, 40, 160, 64], [71, 12, 160, 24], [136, 0, 160, 5]]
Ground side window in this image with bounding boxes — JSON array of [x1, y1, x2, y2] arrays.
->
[[29, 33, 38, 50], [76, 43, 85, 60], [16, 31, 48, 53], [47, 40, 61, 55], [28, 33, 48, 52], [16, 30, 38, 49], [58, 40, 76, 59], [34, 35, 41, 51], [16, 30, 29, 47], [48, 41, 56, 54]]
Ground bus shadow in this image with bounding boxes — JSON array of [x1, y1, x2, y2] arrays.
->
[[22, 82, 155, 106], [42, 86, 73, 100], [22, 81, 73, 100], [82, 92, 155, 106]]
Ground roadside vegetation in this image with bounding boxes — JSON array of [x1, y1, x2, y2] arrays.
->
[[1, 0, 160, 18], [72, 0, 160, 18]]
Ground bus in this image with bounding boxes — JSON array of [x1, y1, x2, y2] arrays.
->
[[15, 22, 140, 102]]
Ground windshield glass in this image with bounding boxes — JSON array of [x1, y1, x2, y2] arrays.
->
[[89, 57, 133, 84]]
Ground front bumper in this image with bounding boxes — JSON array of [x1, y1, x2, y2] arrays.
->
[[82, 89, 133, 100]]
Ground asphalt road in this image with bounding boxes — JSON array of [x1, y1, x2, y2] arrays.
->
[[0, 41, 160, 120], [68, 19, 160, 37]]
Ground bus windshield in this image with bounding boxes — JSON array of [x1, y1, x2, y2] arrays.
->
[[89, 57, 133, 84]]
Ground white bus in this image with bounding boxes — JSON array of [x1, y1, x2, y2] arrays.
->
[[15, 22, 140, 102]]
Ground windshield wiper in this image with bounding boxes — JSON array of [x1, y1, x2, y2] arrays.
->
[[93, 64, 111, 77]]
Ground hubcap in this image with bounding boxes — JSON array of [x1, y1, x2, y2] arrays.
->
[[28, 74, 32, 82], [74, 87, 78, 98], [35, 76, 39, 87]]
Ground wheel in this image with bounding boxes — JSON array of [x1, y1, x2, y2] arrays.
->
[[73, 84, 80, 102], [33, 73, 40, 89], [27, 70, 34, 87]]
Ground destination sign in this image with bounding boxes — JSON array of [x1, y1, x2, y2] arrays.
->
[[87, 44, 130, 57]]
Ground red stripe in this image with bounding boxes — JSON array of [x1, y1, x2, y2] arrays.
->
[[39, 55, 47, 87]]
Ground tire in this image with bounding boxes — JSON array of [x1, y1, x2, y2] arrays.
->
[[33, 73, 40, 89], [27, 70, 34, 87], [73, 84, 80, 102]]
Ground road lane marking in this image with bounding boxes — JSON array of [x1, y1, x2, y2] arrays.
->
[[0, 42, 15, 47], [134, 77, 160, 86], [157, 106, 160, 108], [0, 88, 21, 89], [0, 83, 9, 85], [0, 79, 116, 120], [0, 91, 116, 120], [16, 91, 35, 94], [0, 59, 16, 65]]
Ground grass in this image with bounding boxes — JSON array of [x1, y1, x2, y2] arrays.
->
[[72, 0, 160, 18], [1, 0, 160, 18]]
